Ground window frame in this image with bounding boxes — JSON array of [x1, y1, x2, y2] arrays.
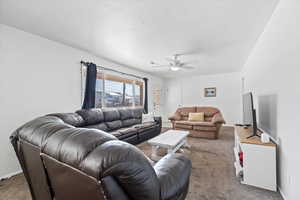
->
[[95, 73, 143, 108]]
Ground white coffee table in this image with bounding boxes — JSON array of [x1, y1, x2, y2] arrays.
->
[[148, 130, 190, 160]]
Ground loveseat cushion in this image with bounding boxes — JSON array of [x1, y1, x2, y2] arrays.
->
[[174, 123, 193, 130], [102, 108, 121, 122], [193, 125, 217, 131], [176, 121, 214, 126], [84, 123, 108, 132], [178, 107, 196, 117], [196, 106, 220, 117], [76, 109, 104, 125], [106, 120, 122, 131], [48, 113, 85, 127]]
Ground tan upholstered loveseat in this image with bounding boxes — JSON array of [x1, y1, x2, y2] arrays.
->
[[168, 106, 225, 139]]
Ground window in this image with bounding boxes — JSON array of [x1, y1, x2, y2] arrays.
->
[[95, 73, 143, 108]]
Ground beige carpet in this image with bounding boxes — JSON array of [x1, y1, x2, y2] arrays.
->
[[0, 127, 283, 200]]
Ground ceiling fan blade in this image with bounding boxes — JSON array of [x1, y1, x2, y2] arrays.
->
[[165, 58, 176, 62], [181, 66, 195, 69], [152, 65, 170, 68]]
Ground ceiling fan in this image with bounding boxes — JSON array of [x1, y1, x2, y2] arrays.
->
[[150, 54, 195, 71]]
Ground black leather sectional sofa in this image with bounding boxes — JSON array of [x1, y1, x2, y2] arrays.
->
[[10, 107, 191, 200], [50, 107, 161, 145]]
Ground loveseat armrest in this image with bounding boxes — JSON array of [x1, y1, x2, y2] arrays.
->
[[212, 112, 226, 124], [168, 113, 181, 121], [154, 154, 191, 200]]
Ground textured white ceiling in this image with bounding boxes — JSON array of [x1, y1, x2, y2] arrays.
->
[[0, 0, 278, 78]]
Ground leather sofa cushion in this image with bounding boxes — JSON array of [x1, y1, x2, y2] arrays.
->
[[122, 118, 141, 127], [109, 127, 138, 138], [119, 127, 137, 135], [109, 131, 122, 137], [106, 120, 122, 131], [48, 113, 85, 127], [76, 109, 104, 125], [133, 122, 157, 132], [176, 121, 215, 127], [119, 108, 134, 120], [102, 108, 121, 122], [84, 123, 108, 132], [193, 125, 217, 131], [178, 107, 196, 117], [196, 107, 220, 117], [174, 123, 193, 130], [132, 107, 143, 119], [205, 117, 213, 122]]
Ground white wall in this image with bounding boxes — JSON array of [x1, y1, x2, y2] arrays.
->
[[242, 0, 300, 199], [164, 72, 242, 124], [0, 24, 164, 178]]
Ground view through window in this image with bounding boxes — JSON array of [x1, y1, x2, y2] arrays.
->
[[95, 73, 143, 108]]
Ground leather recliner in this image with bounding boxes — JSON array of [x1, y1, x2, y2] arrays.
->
[[10, 112, 191, 200]]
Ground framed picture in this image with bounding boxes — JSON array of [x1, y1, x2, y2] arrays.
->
[[204, 87, 216, 97]]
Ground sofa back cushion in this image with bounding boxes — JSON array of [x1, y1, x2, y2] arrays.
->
[[76, 109, 104, 126], [48, 113, 85, 127], [175, 106, 220, 122], [132, 107, 144, 119], [74, 107, 144, 130], [84, 123, 109, 132], [106, 120, 123, 131], [101, 108, 122, 131], [177, 107, 196, 120], [119, 108, 134, 120], [196, 107, 220, 117], [102, 108, 121, 121]]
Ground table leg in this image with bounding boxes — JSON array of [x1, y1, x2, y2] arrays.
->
[[151, 146, 159, 159], [167, 148, 174, 154], [183, 139, 191, 149]]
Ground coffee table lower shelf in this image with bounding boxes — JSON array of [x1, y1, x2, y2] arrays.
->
[[147, 130, 190, 161]]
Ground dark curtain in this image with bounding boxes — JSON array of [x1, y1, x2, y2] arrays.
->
[[143, 78, 148, 113], [82, 63, 97, 109]]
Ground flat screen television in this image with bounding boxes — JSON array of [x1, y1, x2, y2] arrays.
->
[[243, 92, 260, 138]]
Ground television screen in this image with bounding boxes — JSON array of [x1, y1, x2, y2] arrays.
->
[[242, 92, 259, 137], [243, 92, 254, 125], [258, 94, 278, 139]]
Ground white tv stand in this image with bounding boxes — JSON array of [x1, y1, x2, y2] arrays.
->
[[234, 126, 277, 191]]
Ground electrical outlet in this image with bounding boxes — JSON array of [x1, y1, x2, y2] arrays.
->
[[288, 175, 292, 185]]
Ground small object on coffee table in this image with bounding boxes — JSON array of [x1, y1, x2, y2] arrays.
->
[[148, 130, 190, 161]]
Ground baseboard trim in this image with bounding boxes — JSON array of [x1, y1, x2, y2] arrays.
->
[[278, 186, 287, 200], [0, 170, 22, 181], [223, 124, 235, 127]]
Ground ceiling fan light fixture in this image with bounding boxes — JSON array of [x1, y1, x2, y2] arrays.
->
[[170, 66, 180, 71]]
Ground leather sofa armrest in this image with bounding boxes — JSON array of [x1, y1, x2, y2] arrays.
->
[[154, 116, 162, 125], [154, 154, 191, 200], [212, 112, 226, 124]]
